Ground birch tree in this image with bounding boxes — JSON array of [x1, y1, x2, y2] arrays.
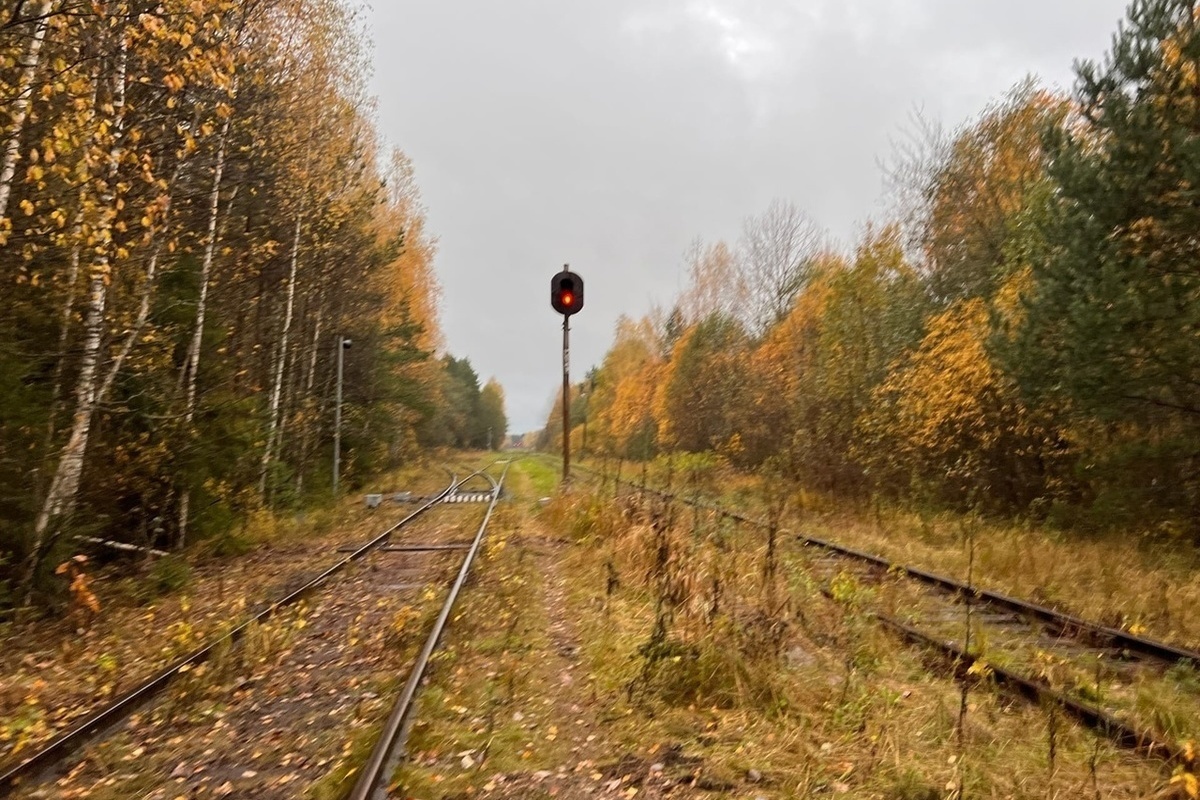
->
[[1, 0, 448, 606], [27, 17, 131, 590]]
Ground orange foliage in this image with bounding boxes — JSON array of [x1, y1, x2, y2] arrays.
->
[[924, 81, 1067, 302], [858, 290, 1067, 509], [585, 315, 663, 457], [55, 555, 101, 620], [375, 150, 442, 352]]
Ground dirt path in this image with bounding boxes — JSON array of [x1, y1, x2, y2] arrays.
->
[[472, 534, 716, 800]]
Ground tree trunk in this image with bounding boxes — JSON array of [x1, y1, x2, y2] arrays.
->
[[23, 32, 126, 598], [259, 215, 302, 502], [29, 273, 107, 549], [178, 118, 232, 545], [0, 0, 53, 222]]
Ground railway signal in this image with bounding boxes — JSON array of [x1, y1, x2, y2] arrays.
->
[[552, 266, 584, 483], [551, 269, 583, 315]]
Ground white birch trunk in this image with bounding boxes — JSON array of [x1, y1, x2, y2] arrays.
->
[[42, 198, 88, 462], [0, 0, 53, 222], [259, 216, 302, 500], [180, 119, 231, 403], [38, 72, 101, 505], [43, 66, 103, 456], [177, 119, 232, 545], [305, 305, 324, 396], [24, 33, 127, 595], [34, 270, 107, 519]]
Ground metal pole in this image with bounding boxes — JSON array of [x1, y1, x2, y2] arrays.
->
[[333, 336, 345, 495], [562, 315, 570, 484]]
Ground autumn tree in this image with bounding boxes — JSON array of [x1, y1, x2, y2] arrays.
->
[[654, 314, 751, 456], [0, 0, 450, 606], [789, 227, 927, 493], [478, 379, 508, 450], [538, 0, 1199, 539], [897, 80, 1066, 304], [737, 199, 825, 336], [678, 239, 744, 325], [583, 315, 663, 459], [859, 285, 1071, 512]]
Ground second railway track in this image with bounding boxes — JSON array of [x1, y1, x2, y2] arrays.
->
[[569, 460, 1199, 767]]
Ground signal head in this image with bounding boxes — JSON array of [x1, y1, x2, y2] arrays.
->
[[551, 269, 584, 316]]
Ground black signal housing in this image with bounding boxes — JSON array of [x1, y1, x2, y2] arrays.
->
[[551, 270, 584, 316]]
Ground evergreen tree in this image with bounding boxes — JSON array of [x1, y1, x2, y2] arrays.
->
[[1016, 0, 1200, 424]]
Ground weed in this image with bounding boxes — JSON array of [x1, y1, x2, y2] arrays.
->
[[386, 604, 422, 650]]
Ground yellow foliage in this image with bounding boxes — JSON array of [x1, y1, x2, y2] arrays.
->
[[55, 556, 101, 618], [858, 293, 1065, 508]]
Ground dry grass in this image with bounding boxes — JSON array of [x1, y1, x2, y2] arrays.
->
[[402, 460, 1174, 799], [588, 456, 1200, 652], [567, 488, 1176, 798], [800, 505, 1200, 650], [392, 499, 575, 797]]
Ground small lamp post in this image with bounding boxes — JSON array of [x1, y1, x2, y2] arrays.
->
[[333, 336, 352, 495]]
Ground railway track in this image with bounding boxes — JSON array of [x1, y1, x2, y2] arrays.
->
[[569, 460, 1199, 767], [0, 463, 509, 798], [349, 460, 509, 800]]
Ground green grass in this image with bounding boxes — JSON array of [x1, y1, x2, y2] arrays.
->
[[511, 455, 561, 499]]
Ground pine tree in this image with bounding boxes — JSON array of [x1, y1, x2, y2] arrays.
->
[[1016, 0, 1200, 424]]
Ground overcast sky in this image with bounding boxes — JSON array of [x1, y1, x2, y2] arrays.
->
[[367, 0, 1130, 434]]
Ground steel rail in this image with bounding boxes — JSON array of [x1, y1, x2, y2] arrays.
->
[[795, 535, 1200, 668], [871, 612, 1184, 763], [349, 462, 510, 800], [0, 473, 465, 796]]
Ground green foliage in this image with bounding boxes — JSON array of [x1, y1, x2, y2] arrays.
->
[[478, 379, 508, 450], [419, 355, 506, 451], [1007, 0, 1200, 530], [1016, 0, 1200, 423], [145, 556, 193, 599]]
